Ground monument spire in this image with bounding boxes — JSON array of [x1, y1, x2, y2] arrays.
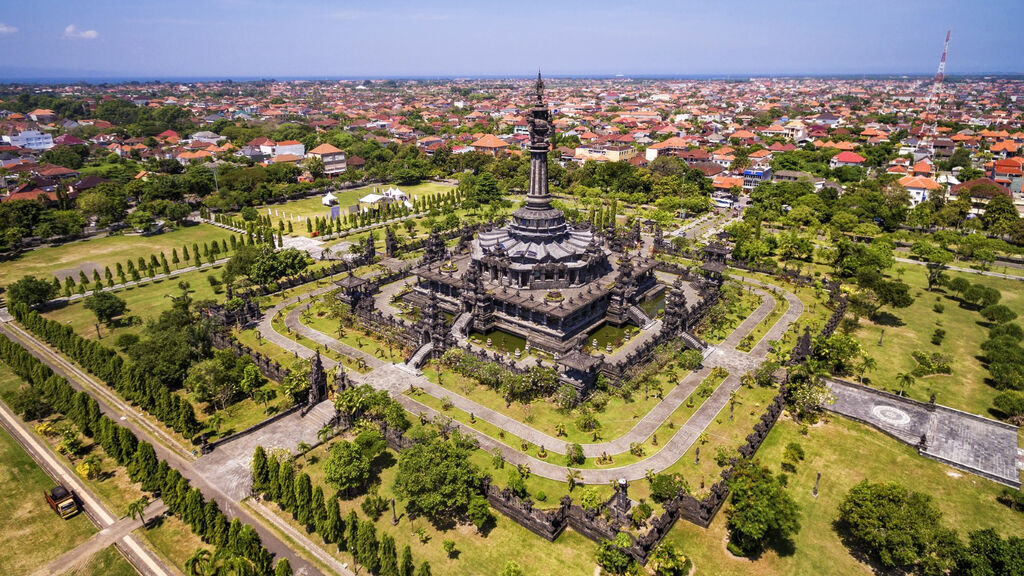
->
[[525, 71, 552, 209]]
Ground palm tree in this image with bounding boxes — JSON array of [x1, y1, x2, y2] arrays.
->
[[126, 496, 150, 526], [208, 411, 225, 435], [184, 549, 213, 576], [857, 355, 877, 383], [317, 424, 333, 444], [565, 469, 582, 491], [896, 372, 915, 397]]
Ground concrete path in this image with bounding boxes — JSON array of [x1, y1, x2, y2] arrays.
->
[[193, 401, 338, 500], [263, 276, 805, 483], [827, 378, 1021, 488], [895, 256, 1024, 282], [0, 323, 325, 576], [33, 500, 169, 576], [0, 400, 174, 576]]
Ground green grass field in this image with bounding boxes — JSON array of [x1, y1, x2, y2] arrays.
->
[[282, 433, 600, 576], [42, 264, 227, 342], [0, 369, 97, 575], [236, 182, 457, 236], [0, 223, 237, 289], [140, 513, 211, 573], [69, 545, 139, 576], [663, 414, 1024, 576], [851, 261, 1024, 416]]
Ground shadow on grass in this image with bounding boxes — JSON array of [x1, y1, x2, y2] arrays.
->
[[870, 312, 905, 327]]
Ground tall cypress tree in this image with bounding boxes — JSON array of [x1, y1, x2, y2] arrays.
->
[[399, 545, 414, 576], [415, 561, 432, 576], [266, 456, 280, 500], [355, 520, 380, 574], [344, 511, 359, 552], [277, 460, 296, 512], [322, 496, 342, 544], [378, 533, 399, 576], [274, 558, 292, 576], [294, 472, 313, 526], [311, 486, 327, 532], [252, 446, 270, 493]]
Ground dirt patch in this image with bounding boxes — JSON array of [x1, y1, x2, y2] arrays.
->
[[53, 262, 103, 281]]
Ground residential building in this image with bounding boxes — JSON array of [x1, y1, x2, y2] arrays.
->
[[307, 143, 347, 176], [743, 167, 773, 191], [2, 129, 54, 150]]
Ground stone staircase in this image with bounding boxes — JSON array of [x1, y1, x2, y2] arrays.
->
[[680, 330, 708, 352], [403, 342, 434, 371], [303, 400, 337, 429], [452, 312, 473, 340], [627, 305, 655, 329]]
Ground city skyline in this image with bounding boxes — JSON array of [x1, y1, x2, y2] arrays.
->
[[1, 0, 1023, 81]]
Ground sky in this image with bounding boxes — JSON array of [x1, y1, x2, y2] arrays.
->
[[0, 0, 1022, 80]]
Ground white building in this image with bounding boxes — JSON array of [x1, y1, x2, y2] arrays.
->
[[2, 129, 54, 150]]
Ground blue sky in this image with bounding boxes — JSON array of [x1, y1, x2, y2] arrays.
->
[[0, 0, 1022, 79]]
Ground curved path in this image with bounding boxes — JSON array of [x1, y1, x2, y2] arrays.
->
[[266, 276, 804, 483]]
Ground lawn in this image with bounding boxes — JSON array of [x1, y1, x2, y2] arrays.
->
[[0, 222, 237, 289], [140, 513, 211, 573], [0, 422, 97, 575], [661, 414, 1024, 576], [69, 545, 138, 576], [281, 433, 600, 576], [851, 261, 1024, 416], [41, 263, 228, 343], [236, 182, 457, 237]]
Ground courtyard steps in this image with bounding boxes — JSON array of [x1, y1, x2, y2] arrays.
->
[[627, 305, 655, 329], [405, 342, 434, 370], [452, 312, 473, 340], [680, 330, 708, 352]]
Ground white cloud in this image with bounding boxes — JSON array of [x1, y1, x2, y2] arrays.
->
[[64, 24, 98, 40], [0, 22, 18, 35]]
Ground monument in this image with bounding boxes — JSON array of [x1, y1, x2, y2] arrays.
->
[[410, 73, 659, 355]]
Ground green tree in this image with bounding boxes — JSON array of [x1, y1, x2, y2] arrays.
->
[[323, 440, 370, 496], [414, 561, 432, 576], [6, 275, 57, 308], [127, 496, 150, 525], [725, 458, 800, 556], [83, 291, 128, 325], [354, 519, 380, 574], [648, 542, 691, 576], [399, 545, 414, 576], [595, 533, 636, 575], [275, 558, 293, 576], [379, 533, 399, 576], [981, 304, 1018, 325], [837, 481, 959, 573], [392, 434, 481, 523]]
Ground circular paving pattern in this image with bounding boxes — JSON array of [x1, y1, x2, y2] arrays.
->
[[871, 404, 911, 426]]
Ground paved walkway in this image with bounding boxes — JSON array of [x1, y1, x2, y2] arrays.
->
[[0, 399, 174, 576], [33, 500, 169, 576], [894, 256, 1024, 282], [264, 275, 805, 483], [0, 322, 324, 576], [827, 378, 1021, 488], [194, 401, 338, 500]]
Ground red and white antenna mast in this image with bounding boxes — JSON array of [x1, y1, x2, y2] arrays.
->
[[934, 30, 950, 83]]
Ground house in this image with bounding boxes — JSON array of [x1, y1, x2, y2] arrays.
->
[[470, 134, 508, 157], [2, 129, 54, 150], [743, 167, 773, 191], [307, 143, 346, 176], [948, 178, 1012, 215], [189, 131, 222, 145], [574, 144, 637, 163], [275, 140, 305, 157], [897, 175, 940, 206], [712, 175, 744, 193], [644, 136, 689, 162], [830, 151, 866, 169], [28, 109, 57, 123]]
